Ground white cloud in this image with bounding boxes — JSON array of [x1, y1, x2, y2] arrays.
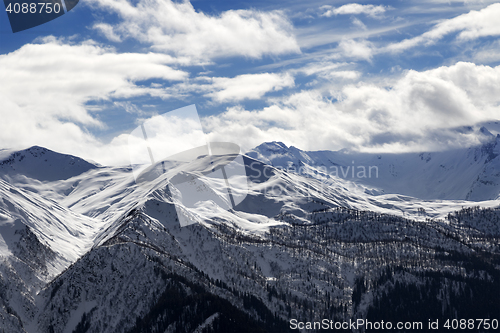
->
[[326, 71, 361, 80], [322, 4, 387, 18], [0, 38, 188, 165], [294, 61, 361, 81], [89, 0, 300, 62], [5, 1, 500, 166], [337, 39, 374, 61], [93, 23, 122, 42], [4, 44, 498, 165], [204, 62, 500, 153], [351, 17, 368, 30], [298, 61, 344, 76], [147, 72, 295, 104], [472, 40, 500, 63], [388, 3, 500, 52], [113, 101, 145, 115], [206, 73, 294, 103]]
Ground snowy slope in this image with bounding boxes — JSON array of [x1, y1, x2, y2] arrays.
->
[[0, 179, 100, 273], [0, 180, 101, 331], [1, 143, 498, 267], [1, 145, 497, 255], [0, 145, 498, 332], [32, 175, 500, 333], [247, 135, 500, 201]]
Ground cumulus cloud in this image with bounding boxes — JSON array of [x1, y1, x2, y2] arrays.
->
[[0, 38, 188, 165], [4, 48, 497, 165], [5, 1, 500, 166], [321, 4, 387, 18], [204, 62, 500, 153], [388, 3, 500, 52], [206, 73, 294, 103], [89, 0, 300, 62]]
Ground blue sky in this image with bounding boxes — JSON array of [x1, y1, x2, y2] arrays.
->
[[1, 0, 500, 165]]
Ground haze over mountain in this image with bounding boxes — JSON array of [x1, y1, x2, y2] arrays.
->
[[248, 133, 500, 202], [0, 141, 499, 332]]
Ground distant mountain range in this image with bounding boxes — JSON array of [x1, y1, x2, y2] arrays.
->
[[0, 146, 98, 182], [0, 140, 499, 332], [248, 133, 500, 201]]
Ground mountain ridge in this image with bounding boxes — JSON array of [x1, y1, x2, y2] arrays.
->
[[0, 142, 499, 332], [247, 135, 500, 201], [0, 146, 99, 182]]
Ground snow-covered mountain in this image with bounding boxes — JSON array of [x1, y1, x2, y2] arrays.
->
[[247, 134, 500, 201], [0, 144, 499, 332], [0, 146, 98, 182]]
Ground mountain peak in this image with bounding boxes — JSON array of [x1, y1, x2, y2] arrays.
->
[[479, 126, 494, 137], [0, 146, 99, 181], [254, 141, 289, 152], [248, 139, 500, 201]]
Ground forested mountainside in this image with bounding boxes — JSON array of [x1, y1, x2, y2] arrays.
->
[[36, 204, 500, 333]]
